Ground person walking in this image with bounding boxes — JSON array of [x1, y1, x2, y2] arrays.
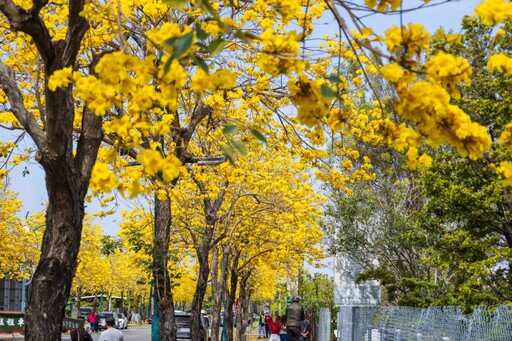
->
[[88, 310, 98, 333], [264, 312, 273, 338], [258, 312, 266, 338], [269, 315, 282, 341], [279, 315, 288, 341], [99, 316, 124, 341], [285, 296, 304, 341]]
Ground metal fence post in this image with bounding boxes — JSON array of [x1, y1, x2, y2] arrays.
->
[[394, 329, 401, 341], [416, 333, 422, 341]]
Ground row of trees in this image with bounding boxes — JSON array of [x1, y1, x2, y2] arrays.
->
[[0, 147, 325, 340], [2, 0, 512, 339]]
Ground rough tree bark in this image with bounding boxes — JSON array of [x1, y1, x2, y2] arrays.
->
[[153, 196, 177, 340], [152, 104, 213, 340], [0, 0, 98, 339], [190, 182, 226, 341], [210, 245, 223, 341], [224, 248, 240, 341], [236, 271, 252, 341]]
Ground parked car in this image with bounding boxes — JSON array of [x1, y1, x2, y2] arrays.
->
[[97, 311, 120, 330], [78, 307, 93, 320], [117, 313, 128, 329], [175, 311, 206, 341]]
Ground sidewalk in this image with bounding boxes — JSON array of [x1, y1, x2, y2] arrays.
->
[[0, 333, 24, 340]]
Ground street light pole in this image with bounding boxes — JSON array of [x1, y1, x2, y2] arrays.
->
[[151, 192, 160, 341]]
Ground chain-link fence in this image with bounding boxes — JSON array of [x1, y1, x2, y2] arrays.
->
[[336, 305, 512, 341]]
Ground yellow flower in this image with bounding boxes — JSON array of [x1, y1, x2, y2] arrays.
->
[[492, 162, 512, 185], [488, 53, 512, 76], [474, 0, 512, 25], [380, 63, 404, 83], [90, 162, 118, 193], [385, 23, 430, 57], [136, 149, 164, 178], [162, 155, 182, 182], [426, 52, 472, 98], [48, 66, 74, 91], [497, 123, 512, 150]]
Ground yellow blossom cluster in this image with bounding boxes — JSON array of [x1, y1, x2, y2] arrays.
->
[[191, 69, 238, 92], [385, 23, 430, 57], [287, 75, 333, 127], [433, 28, 462, 45], [426, 52, 472, 99], [474, 0, 512, 25], [327, 108, 351, 131], [370, 119, 422, 153], [90, 162, 119, 194], [364, 0, 402, 12], [487, 53, 512, 76], [252, 0, 302, 24], [491, 162, 512, 185], [406, 147, 433, 170], [257, 30, 303, 76], [394, 81, 491, 159], [202, 17, 237, 36], [495, 124, 512, 184], [136, 149, 182, 182], [498, 123, 512, 150]]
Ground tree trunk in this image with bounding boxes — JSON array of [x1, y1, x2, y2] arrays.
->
[[211, 245, 223, 341], [191, 188, 225, 341], [153, 196, 177, 340], [225, 248, 240, 341], [25, 166, 87, 340], [236, 272, 251, 341], [191, 241, 210, 341], [74, 286, 83, 318]]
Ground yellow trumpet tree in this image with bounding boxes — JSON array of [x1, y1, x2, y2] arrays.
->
[[2, 0, 509, 339], [71, 219, 109, 314], [168, 139, 324, 340]]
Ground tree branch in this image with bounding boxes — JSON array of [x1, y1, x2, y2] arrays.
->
[[64, 0, 89, 66], [0, 60, 46, 149], [0, 0, 55, 68]]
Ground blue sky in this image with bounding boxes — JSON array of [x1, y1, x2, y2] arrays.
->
[[4, 0, 484, 236]]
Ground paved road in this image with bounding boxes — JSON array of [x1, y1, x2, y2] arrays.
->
[[1, 325, 262, 341], [0, 325, 151, 341], [62, 325, 151, 341]]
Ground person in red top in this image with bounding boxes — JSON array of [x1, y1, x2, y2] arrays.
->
[[88, 310, 98, 333], [269, 316, 282, 341], [264, 312, 272, 338]]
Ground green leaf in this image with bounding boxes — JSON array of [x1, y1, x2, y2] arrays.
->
[[195, 25, 209, 41], [231, 140, 248, 156], [250, 129, 267, 143], [208, 38, 226, 56], [222, 124, 238, 135], [320, 83, 336, 98], [221, 144, 236, 165], [163, 57, 173, 74], [196, 0, 217, 15], [327, 74, 342, 83], [193, 56, 209, 73], [164, 31, 194, 59], [163, 0, 189, 8], [234, 30, 257, 41]]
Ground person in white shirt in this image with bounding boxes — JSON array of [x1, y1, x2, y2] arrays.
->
[[99, 316, 124, 341]]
